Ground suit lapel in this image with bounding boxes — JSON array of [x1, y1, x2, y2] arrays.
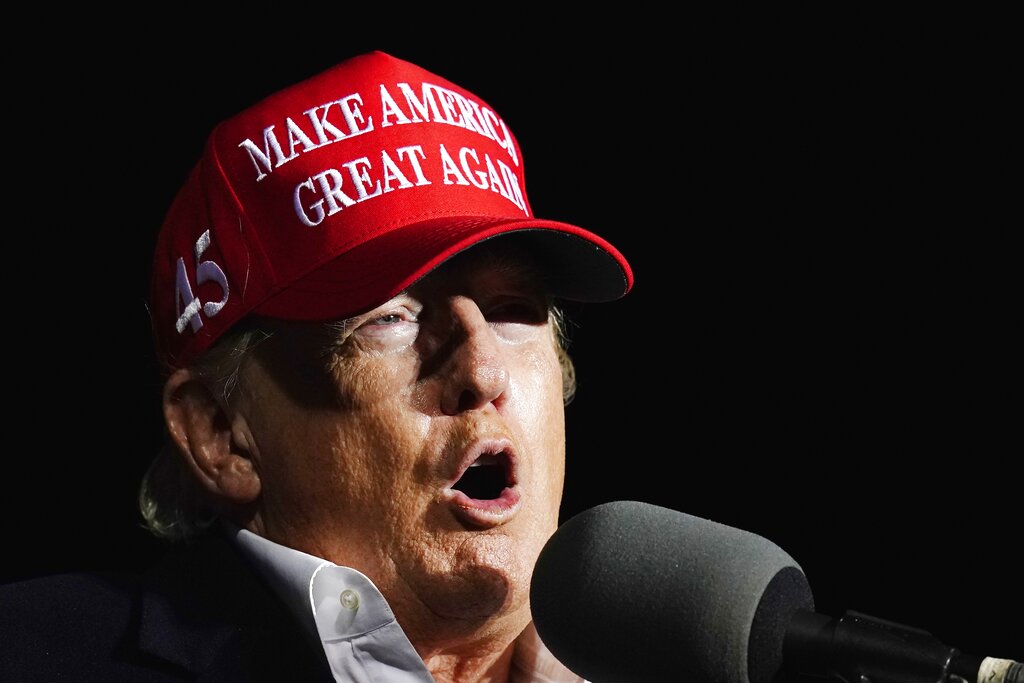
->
[[136, 533, 334, 682]]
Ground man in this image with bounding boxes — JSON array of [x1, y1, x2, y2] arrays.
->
[[1, 51, 632, 681]]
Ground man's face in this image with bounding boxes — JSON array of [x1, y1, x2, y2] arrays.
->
[[231, 245, 567, 634]]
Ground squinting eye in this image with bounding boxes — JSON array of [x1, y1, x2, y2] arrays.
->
[[350, 305, 420, 352], [362, 307, 418, 328]]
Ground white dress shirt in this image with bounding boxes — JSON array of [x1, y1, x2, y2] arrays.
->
[[228, 525, 585, 682]]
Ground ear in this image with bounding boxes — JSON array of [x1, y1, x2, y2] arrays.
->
[[163, 368, 261, 505]]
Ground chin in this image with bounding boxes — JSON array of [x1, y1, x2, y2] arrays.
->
[[426, 533, 534, 623]]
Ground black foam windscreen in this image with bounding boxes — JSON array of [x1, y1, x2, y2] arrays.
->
[[530, 501, 815, 683]]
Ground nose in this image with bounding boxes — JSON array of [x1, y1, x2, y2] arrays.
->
[[438, 297, 510, 415]]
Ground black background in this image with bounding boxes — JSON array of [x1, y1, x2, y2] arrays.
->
[[6, 15, 1019, 662]]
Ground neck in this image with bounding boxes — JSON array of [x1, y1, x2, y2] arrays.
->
[[422, 642, 516, 683], [405, 609, 526, 683]]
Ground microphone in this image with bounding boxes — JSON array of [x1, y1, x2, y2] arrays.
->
[[530, 500, 1020, 683]]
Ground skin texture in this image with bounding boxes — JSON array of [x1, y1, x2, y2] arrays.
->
[[163, 245, 568, 682]]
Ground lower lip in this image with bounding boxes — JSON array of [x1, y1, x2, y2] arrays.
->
[[443, 487, 522, 528]]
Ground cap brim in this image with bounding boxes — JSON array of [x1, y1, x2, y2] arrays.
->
[[253, 217, 633, 321]]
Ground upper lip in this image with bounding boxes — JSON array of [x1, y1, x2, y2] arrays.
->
[[446, 437, 518, 490]]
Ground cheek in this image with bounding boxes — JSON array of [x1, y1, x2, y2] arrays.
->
[[250, 357, 430, 517], [312, 358, 432, 498], [508, 345, 567, 494], [513, 343, 566, 432], [329, 405, 432, 506]]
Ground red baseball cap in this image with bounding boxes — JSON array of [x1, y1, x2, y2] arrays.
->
[[150, 51, 633, 369]]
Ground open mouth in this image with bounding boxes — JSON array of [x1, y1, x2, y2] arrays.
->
[[444, 448, 521, 526], [452, 453, 511, 500]]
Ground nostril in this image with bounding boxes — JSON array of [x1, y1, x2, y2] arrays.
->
[[439, 332, 509, 414], [447, 365, 508, 414], [456, 389, 478, 413]]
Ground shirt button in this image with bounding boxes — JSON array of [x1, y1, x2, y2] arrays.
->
[[339, 588, 360, 611]]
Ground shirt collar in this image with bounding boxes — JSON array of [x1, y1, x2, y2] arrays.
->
[[225, 523, 585, 682], [225, 522, 327, 643]]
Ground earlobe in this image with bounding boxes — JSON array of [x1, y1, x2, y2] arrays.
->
[[163, 369, 262, 505]]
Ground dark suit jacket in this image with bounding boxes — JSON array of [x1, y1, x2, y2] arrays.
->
[[0, 534, 336, 682]]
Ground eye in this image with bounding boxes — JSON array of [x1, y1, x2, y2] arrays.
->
[[346, 300, 421, 352], [485, 297, 549, 344], [359, 307, 418, 332], [486, 299, 548, 324]]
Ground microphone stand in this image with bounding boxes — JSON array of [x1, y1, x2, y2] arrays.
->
[[781, 610, 1015, 683]]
